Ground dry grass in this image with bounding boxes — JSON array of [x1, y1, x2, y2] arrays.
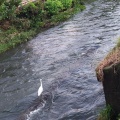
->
[[96, 47, 120, 82]]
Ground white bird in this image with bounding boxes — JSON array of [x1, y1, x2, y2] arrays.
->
[[38, 79, 43, 96]]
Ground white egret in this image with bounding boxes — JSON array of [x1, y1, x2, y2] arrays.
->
[[38, 79, 43, 96]]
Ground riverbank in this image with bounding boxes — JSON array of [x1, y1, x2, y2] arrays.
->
[[0, 0, 85, 54], [96, 38, 120, 120]]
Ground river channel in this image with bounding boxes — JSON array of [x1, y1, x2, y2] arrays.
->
[[0, 0, 120, 119]]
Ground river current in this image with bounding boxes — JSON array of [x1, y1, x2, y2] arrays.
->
[[0, 0, 120, 119]]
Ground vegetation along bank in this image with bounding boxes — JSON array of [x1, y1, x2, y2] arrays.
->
[[0, 0, 85, 54]]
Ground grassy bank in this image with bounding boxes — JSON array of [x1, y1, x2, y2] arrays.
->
[[0, 0, 85, 53]]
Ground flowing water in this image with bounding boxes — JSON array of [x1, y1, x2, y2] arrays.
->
[[1, 0, 120, 119]]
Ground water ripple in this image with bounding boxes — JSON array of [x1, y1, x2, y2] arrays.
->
[[0, 0, 120, 119]]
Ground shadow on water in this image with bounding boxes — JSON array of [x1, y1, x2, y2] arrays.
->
[[0, 0, 120, 119]]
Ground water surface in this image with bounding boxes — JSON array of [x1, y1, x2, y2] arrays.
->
[[0, 0, 120, 119]]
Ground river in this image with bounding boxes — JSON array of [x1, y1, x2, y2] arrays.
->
[[0, 0, 120, 119]]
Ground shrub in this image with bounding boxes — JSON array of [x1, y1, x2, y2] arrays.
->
[[0, 0, 5, 6], [60, 0, 73, 9], [44, 0, 63, 16], [14, 18, 31, 30], [17, 2, 44, 28], [18, 2, 42, 19], [0, 3, 8, 21], [4, 0, 21, 7], [0, 0, 21, 21]]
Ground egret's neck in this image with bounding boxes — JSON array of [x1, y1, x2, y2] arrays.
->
[[40, 80, 42, 86]]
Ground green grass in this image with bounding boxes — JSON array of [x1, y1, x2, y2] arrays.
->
[[0, 28, 36, 53], [97, 105, 120, 120], [97, 105, 112, 120]]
